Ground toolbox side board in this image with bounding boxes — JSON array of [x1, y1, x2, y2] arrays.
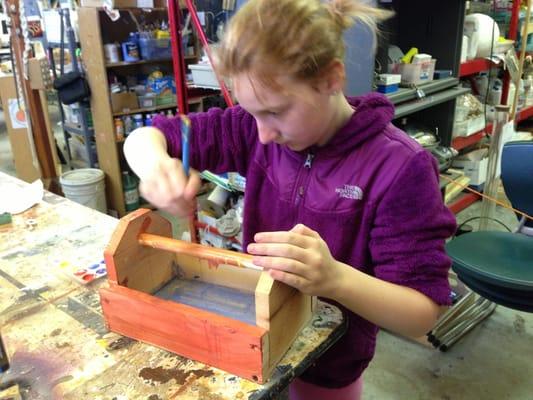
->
[[100, 284, 269, 382]]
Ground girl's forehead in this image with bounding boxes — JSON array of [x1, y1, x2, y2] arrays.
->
[[233, 73, 289, 105]]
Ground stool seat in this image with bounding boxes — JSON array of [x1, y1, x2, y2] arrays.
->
[[446, 231, 533, 291], [457, 273, 533, 312]]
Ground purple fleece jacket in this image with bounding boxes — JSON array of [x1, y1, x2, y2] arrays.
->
[[153, 93, 457, 387]]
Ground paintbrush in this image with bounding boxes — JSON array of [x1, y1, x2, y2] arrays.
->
[[180, 114, 198, 242], [181, 114, 191, 176]]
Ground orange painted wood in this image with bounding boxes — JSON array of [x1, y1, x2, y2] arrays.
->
[[100, 283, 268, 382], [104, 208, 176, 292], [138, 233, 261, 270]]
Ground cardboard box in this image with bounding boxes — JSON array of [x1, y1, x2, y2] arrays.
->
[[189, 63, 219, 89], [110, 92, 138, 113], [452, 115, 486, 137], [452, 148, 489, 186], [377, 73, 401, 85]]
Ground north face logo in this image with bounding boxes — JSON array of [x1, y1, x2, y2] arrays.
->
[[335, 185, 363, 200]]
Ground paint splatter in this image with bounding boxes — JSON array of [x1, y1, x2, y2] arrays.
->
[[106, 337, 134, 351], [139, 366, 214, 386], [50, 328, 62, 337]]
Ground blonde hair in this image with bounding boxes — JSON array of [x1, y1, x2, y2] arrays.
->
[[216, 0, 392, 87]]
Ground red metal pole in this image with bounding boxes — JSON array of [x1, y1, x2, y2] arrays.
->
[[184, 0, 234, 107], [168, 0, 189, 114]]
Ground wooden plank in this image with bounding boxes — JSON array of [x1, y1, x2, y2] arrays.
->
[[105, 208, 175, 293], [176, 253, 260, 293], [7, 0, 59, 192], [264, 291, 313, 378], [254, 271, 296, 330], [0, 76, 41, 182], [100, 284, 268, 382], [78, 7, 125, 216], [139, 233, 260, 270], [39, 91, 62, 176]]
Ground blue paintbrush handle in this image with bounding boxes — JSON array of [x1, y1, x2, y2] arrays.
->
[[181, 115, 191, 176]]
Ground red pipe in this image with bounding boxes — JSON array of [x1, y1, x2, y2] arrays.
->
[[184, 0, 234, 107], [168, 0, 189, 114]]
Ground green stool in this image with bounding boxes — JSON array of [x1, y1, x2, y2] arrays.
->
[[447, 141, 533, 312]]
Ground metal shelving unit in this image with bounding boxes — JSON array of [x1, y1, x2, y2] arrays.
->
[[48, 8, 97, 169]]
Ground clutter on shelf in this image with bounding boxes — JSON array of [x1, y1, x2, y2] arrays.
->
[[196, 172, 246, 252], [453, 93, 486, 138], [387, 46, 437, 86]]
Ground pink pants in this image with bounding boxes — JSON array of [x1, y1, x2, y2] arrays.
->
[[289, 376, 363, 400]]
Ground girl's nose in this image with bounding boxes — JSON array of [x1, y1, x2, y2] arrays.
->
[[257, 121, 279, 144]]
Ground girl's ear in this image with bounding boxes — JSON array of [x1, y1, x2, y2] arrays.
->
[[316, 59, 346, 95]]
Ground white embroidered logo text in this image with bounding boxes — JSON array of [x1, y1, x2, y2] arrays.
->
[[335, 185, 363, 200]]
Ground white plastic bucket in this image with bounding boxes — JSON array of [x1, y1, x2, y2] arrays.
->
[[60, 168, 107, 213]]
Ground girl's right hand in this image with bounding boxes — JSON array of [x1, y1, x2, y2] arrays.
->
[[138, 156, 202, 217]]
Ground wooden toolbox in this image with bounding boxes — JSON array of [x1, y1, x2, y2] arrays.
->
[[100, 209, 315, 383]]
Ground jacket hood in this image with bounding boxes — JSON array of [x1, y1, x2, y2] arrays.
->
[[318, 92, 395, 157]]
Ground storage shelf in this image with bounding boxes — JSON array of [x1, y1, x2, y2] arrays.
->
[[451, 123, 493, 151], [105, 55, 197, 68], [112, 103, 177, 117], [386, 77, 459, 106], [64, 123, 94, 136], [451, 105, 533, 150], [393, 86, 470, 118], [112, 95, 207, 117], [106, 58, 172, 68], [459, 58, 499, 77]]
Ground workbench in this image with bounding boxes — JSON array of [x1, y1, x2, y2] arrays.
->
[[0, 172, 346, 399]]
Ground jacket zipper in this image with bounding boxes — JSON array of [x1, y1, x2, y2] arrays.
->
[[293, 152, 314, 222]]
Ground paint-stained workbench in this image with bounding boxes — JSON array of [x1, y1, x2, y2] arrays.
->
[[0, 172, 346, 399]]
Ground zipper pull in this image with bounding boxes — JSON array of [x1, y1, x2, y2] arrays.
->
[[304, 153, 314, 169]]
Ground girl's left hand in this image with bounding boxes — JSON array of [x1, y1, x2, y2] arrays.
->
[[247, 224, 343, 297]]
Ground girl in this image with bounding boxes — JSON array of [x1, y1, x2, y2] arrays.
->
[[124, 1, 457, 399]]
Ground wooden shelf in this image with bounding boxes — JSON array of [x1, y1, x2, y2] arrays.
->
[[112, 95, 207, 117], [113, 103, 178, 117], [106, 58, 172, 68], [459, 58, 499, 77], [105, 55, 197, 68]]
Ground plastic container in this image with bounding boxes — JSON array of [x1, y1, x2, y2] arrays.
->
[[189, 63, 219, 88], [139, 37, 172, 60], [388, 59, 436, 86], [121, 41, 140, 62], [60, 168, 107, 213], [133, 114, 144, 128], [122, 171, 139, 212], [138, 94, 156, 108]]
